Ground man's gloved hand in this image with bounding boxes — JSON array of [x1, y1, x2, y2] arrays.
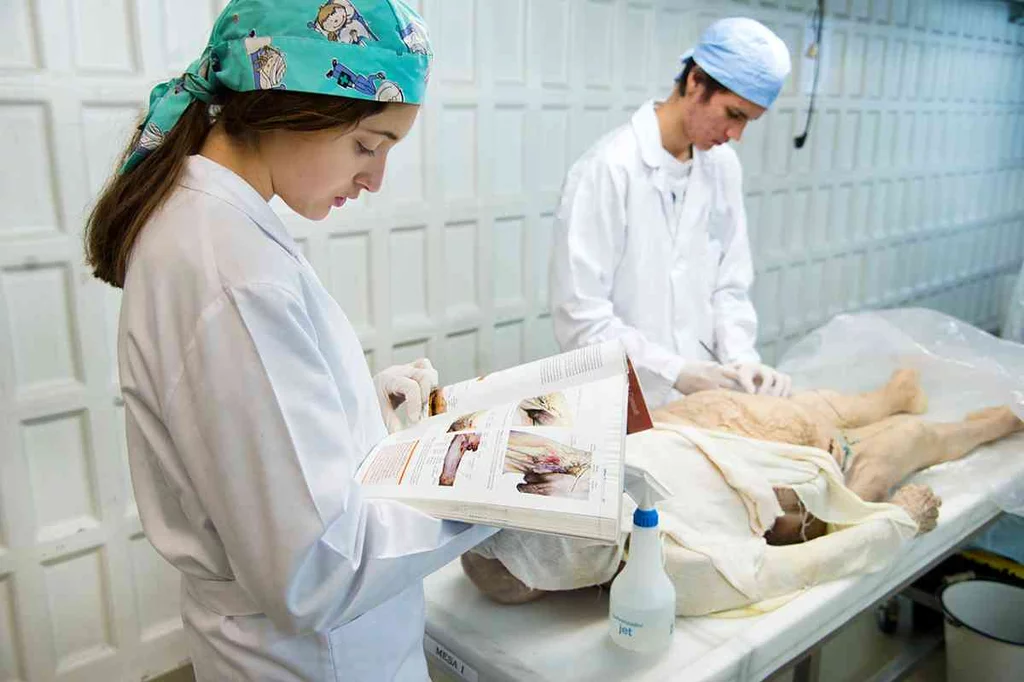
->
[[674, 361, 742, 395], [729, 362, 792, 397], [373, 358, 439, 433]]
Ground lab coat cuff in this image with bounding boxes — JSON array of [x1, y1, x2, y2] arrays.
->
[[661, 354, 689, 384], [650, 355, 689, 406]]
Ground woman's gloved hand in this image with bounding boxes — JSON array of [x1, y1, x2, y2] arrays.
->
[[729, 362, 792, 397], [373, 358, 439, 433]]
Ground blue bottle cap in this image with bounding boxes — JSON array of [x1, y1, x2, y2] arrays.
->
[[633, 507, 659, 528]]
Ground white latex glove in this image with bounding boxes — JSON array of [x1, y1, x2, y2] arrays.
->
[[373, 358, 439, 433], [730, 362, 792, 397], [673, 361, 742, 395]]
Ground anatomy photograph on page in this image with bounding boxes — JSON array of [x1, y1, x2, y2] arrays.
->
[[439, 432, 482, 486], [503, 431, 593, 501]]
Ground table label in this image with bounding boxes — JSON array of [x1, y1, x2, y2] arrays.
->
[[425, 634, 479, 682]]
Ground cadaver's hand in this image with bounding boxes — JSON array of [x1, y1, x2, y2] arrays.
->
[[890, 484, 942, 534]]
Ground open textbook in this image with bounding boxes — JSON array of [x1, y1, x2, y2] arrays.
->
[[355, 342, 653, 543]]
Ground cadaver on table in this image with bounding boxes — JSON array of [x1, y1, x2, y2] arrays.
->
[[461, 367, 1024, 615]]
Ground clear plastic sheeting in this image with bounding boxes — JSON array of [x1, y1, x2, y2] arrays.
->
[[778, 307, 1024, 516]]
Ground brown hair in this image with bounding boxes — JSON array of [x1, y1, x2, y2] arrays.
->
[[675, 57, 729, 101], [84, 90, 385, 288]]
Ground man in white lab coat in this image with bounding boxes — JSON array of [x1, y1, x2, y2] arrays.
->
[[550, 17, 794, 408]]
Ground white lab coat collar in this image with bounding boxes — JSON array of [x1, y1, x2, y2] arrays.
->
[[631, 101, 704, 168], [631, 100, 670, 171], [180, 155, 303, 262], [630, 101, 706, 196], [631, 101, 712, 246]]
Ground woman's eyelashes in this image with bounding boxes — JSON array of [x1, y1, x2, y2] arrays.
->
[[356, 140, 377, 157]]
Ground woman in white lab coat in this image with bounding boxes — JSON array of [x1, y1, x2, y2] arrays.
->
[[83, 2, 492, 680], [550, 18, 795, 408]]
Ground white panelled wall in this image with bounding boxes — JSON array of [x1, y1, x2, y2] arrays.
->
[[0, 0, 1021, 680]]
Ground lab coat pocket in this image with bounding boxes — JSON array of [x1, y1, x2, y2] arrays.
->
[[705, 236, 724, 284], [327, 585, 426, 681], [704, 202, 734, 279]]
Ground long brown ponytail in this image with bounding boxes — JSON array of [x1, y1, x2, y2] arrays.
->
[[84, 90, 385, 288]]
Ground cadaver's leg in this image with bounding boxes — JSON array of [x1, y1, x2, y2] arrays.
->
[[790, 369, 928, 432], [844, 407, 1024, 502]]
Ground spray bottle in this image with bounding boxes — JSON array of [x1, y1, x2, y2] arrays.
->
[[609, 465, 676, 652]]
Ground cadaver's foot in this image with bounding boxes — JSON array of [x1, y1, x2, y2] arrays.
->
[[965, 406, 1024, 436]]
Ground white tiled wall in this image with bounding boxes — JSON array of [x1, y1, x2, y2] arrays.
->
[[0, 1, 1021, 680]]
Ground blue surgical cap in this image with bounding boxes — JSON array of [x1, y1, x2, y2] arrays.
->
[[681, 17, 791, 109]]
